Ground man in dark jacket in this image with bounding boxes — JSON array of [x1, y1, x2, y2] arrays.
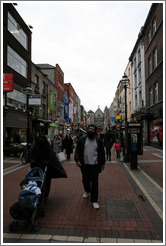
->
[[75, 124, 105, 210], [104, 130, 113, 161]]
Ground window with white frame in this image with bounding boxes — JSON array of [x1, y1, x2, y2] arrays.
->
[[7, 46, 27, 78], [35, 75, 39, 89], [135, 94, 138, 109], [8, 12, 28, 50], [152, 18, 156, 36], [153, 48, 157, 69], [149, 86, 153, 106], [134, 73, 137, 88], [138, 67, 141, 84], [138, 49, 141, 64], [154, 82, 158, 103], [148, 29, 151, 44], [148, 55, 152, 75]]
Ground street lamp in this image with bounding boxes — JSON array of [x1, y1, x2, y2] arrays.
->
[[23, 86, 32, 144], [121, 73, 130, 161]]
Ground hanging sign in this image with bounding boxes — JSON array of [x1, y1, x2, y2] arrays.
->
[[3, 73, 13, 92]]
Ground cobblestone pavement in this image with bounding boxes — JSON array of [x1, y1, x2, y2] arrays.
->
[[3, 146, 163, 244]]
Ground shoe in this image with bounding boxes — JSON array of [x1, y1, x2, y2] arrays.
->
[[83, 192, 89, 198], [92, 202, 99, 210]]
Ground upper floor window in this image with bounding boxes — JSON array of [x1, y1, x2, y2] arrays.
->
[[148, 55, 152, 75], [154, 82, 158, 103], [148, 29, 151, 44], [35, 75, 39, 89], [42, 81, 46, 95], [153, 48, 157, 69], [149, 86, 153, 106], [7, 45, 27, 78], [138, 67, 142, 84], [138, 49, 141, 64], [134, 73, 137, 88], [152, 18, 156, 36], [8, 12, 28, 50]]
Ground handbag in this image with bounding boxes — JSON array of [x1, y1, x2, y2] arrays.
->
[[57, 151, 66, 162]]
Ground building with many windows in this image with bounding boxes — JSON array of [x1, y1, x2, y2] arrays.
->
[[3, 3, 32, 145], [143, 3, 163, 146]]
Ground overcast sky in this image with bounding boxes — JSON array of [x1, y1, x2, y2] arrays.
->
[[15, 1, 152, 112]]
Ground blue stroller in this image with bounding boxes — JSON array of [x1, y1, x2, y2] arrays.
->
[[9, 167, 47, 232]]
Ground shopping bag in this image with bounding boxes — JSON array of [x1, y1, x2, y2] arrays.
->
[[57, 152, 66, 162]]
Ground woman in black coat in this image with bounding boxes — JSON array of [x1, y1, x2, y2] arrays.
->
[[63, 133, 74, 161], [30, 135, 67, 198]]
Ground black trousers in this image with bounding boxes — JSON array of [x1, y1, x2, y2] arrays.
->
[[80, 165, 99, 203], [106, 147, 111, 160]]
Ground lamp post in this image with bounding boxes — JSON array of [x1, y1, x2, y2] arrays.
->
[[23, 86, 32, 144], [121, 73, 130, 162]]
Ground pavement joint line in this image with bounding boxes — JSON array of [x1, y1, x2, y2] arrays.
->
[[138, 167, 163, 192], [152, 153, 163, 158], [138, 160, 163, 163], [124, 163, 163, 220], [3, 164, 28, 176]]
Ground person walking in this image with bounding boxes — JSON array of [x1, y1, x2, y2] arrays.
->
[[30, 135, 67, 198], [104, 130, 113, 161], [74, 124, 106, 210], [113, 139, 122, 160], [53, 135, 61, 155], [63, 132, 74, 161], [59, 131, 64, 152]]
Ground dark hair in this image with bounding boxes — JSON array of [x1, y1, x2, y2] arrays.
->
[[88, 124, 97, 132], [20, 179, 29, 187]]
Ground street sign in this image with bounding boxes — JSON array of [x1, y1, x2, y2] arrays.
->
[[29, 94, 41, 106]]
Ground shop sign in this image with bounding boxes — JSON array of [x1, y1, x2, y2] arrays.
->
[[3, 73, 13, 92], [29, 95, 41, 106], [50, 123, 56, 127]]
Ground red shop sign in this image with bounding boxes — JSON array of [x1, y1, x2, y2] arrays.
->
[[3, 73, 13, 92]]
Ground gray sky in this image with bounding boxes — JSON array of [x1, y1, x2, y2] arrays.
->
[[15, 1, 152, 112]]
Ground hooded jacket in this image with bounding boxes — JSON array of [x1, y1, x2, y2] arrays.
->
[[74, 134, 106, 172]]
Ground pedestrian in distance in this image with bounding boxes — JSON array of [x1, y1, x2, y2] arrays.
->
[[45, 134, 51, 145], [104, 130, 113, 161], [58, 130, 64, 152], [53, 135, 61, 155], [113, 139, 122, 160], [63, 132, 74, 161], [75, 124, 106, 210]]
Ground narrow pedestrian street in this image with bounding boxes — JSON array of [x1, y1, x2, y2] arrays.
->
[[3, 145, 163, 243]]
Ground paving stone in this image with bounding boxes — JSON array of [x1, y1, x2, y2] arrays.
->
[[100, 237, 117, 243], [83, 237, 100, 243], [20, 234, 37, 239], [67, 236, 83, 242], [36, 234, 52, 240], [52, 235, 68, 241], [5, 233, 21, 239], [117, 238, 134, 243]]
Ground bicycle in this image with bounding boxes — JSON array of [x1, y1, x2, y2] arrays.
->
[[20, 144, 32, 165]]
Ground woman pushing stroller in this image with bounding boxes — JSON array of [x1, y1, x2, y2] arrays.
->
[[30, 134, 67, 198]]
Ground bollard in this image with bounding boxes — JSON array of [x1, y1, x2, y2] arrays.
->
[[130, 152, 138, 169]]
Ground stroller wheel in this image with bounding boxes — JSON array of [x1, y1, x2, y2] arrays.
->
[[9, 221, 19, 232]]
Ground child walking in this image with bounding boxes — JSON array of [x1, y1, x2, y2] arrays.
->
[[114, 139, 122, 160]]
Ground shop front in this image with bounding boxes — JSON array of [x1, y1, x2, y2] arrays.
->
[[4, 110, 28, 146]]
